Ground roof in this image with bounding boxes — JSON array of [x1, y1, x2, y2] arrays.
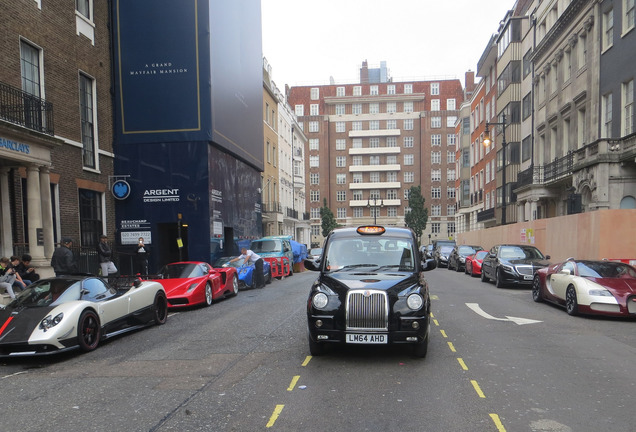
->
[[328, 226, 414, 240]]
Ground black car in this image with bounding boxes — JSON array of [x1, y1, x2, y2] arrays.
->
[[481, 244, 551, 288], [433, 244, 455, 268], [447, 245, 483, 272], [304, 225, 435, 357]]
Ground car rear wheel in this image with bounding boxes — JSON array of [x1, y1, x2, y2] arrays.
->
[[78, 310, 101, 352], [153, 292, 168, 325], [566, 286, 579, 316], [532, 276, 543, 302], [231, 275, 239, 296], [308, 332, 326, 356], [205, 282, 213, 306], [495, 268, 506, 288]]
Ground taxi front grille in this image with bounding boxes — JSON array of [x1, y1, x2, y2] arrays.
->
[[346, 290, 388, 331]]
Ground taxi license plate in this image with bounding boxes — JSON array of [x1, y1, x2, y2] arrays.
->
[[346, 333, 387, 344], [524, 275, 533, 280]]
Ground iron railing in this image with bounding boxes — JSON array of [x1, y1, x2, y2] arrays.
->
[[0, 81, 54, 135]]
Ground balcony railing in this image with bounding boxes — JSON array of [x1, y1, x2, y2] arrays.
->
[[262, 202, 283, 213], [477, 207, 495, 222], [517, 152, 574, 188], [0, 81, 54, 135]]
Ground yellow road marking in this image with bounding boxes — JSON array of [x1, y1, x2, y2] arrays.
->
[[433, 319, 439, 326], [430, 312, 435, 318], [457, 358, 468, 370], [430, 295, 439, 300], [301, 356, 311, 366], [440, 329, 448, 338], [471, 380, 486, 398], [490, 413, 507, 432], [266, 404, 284, 428], [287, 375, 300, 391], [447, 341, 456, 352]]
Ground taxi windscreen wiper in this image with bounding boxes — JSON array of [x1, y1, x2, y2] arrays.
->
[[332, 264, 378, 272]]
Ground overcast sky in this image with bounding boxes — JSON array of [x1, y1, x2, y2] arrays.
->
[[261, 0, 516, 89]]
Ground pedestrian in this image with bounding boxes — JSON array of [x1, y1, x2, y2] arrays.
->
[[97, 234, 118, 277], [50, 237, 78, 276], [10, 256, 29, 290], [16, 254, 40, 283], [229, 247, 264, 288], [0, 257, 18, 300], [135, 237, 150, 275]]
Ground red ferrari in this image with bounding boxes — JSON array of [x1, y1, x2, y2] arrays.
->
[[153, 261, 238, 308], [465, 250, 488, 277]]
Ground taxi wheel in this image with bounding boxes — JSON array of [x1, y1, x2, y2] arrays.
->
[[413, 335, 429, 358], [308, 333, 325, 356]]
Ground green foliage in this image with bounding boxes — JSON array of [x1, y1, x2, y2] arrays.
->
[[320, 198, 339, 237], [404, 185, 428, 244]]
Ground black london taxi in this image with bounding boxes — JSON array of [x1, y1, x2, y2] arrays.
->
[[304, 225, 435, 357]]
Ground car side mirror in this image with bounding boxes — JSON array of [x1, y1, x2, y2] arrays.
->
[[559, 268, 571, 275], [545, 255, 551, 260], [421, 259, 436, 271]]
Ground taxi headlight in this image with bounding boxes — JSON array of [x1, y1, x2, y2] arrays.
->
[[407, 293, 424, 311], [312, 292, 329, 309]]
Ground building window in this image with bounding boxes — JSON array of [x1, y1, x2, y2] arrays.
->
[[386, 189, 397, 199], [603, 8, 614, 51], [447, 99, 456, 110], [386, 119, 397, 129], [352, 138, 362, 148], [447, 169, 456, 181], [310, 190, 320, 202], [387, 102, 396, 113], [431, 205, 441, 216], [353, 173, 363, 183], [369, 120, 380, 130], [623, 79, 634, 135], [310, 208, 320, 219], [309, 138, 319, 150], [369, 138, 380, 148], [430, 82, 440, 95], [337, 208, 347, 219], [352, 103, 362, 114], [336, 173, 346, 184], [404, 84, 413, 94], [370, 85, 379, 95], [431, 117, 441, 128], [387, 207, 397, 217], [352, 121, 362, 131], [578, 33, 587, 69], [370, 189, 381, 199], [309, 155, 319, 167], [404, 119, 414, 130], [386, 171, 397, 181], [336, 86, 345, 97], [335, 104, 345, 115], [447, 151, 455, 164], [76, 0, 91, 19], [602, 93, 613, 137], [335, 122, 345, 133], [432, 134, 442, 146], [295, 105, 304, 116], [446, 116, 458, 128], [447, 134, 456, 147], [353, 207, 364, 218], [447, 188, 455, 199], [431, 169, 441, 182], [20, 40, 41, 99], [369, 155, 380, 165], [336, 139, 346, 150], [431, 99, 440, 111], [404, 101, 413, 113], [311, 225, 321, 236], [353, 86, 361, 96], [387, 137, 397, 147], [352, 156, 362, 166], [353, 190, 363, 200], [369, 103, 379, 114], [431, 187, 441, 199], [447, 222, 455, 236], [79, 73, 96, 168], [403, 136, 414, 148], [577, 107, 586, 147], [387, 84, 396, 95], [337, 191, 346, 201], [625, 0, 635, 31], [310, 88, 319, 100], [404, 154, 414, 165], [370, 172, 380, 182], [431, 151, 441, 164], [404, 189, 411, 200], [78, 189, 103, 247], [310, 173, 320, 184], [309, 121, 319, 132], [310, 104, 319, 115], [404, 172, 414, 183], [336, 156, 346, 167]]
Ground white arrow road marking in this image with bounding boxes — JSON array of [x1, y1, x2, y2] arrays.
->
[[466, 303, 542, 325]]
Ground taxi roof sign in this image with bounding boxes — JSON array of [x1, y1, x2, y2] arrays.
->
[[356, 226, 386, 235]]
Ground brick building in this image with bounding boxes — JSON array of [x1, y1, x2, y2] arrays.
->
[[0, 0, 115, 276], [288, 65, 465, 246]]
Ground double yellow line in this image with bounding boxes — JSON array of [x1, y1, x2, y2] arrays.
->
[[265, 355, 313, 428]]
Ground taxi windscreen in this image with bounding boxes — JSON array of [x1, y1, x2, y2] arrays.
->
[[323, 237, 416, 272]]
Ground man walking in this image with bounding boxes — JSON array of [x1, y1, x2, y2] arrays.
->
[[51, 237, 78, 276], [97, 234, 118, 278], [230, 247, 265, 288]]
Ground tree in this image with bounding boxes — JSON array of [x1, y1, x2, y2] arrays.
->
[[404, 185, 428, 245], [320, 198, 339, 237]]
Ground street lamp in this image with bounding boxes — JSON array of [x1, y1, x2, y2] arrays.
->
[[483, 113, 507, 225], [367, 197, 383, 225]]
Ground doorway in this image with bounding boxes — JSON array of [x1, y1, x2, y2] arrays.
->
[[157, 222, 188, 269]]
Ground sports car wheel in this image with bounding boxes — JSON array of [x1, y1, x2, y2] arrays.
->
[[231, 275, 239, 296], [153, 292, 168, 325], [78, 310, 101, 352], [495, 268, 505, 288], [566, 286, 579, 316], [532, 276, 543, 302], [204, 282, 213, 306], [266, 270, 272, 284]]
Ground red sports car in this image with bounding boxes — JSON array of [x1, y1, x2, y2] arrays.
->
[[465, 250, 488, 277], [532, 258, 636, 317], [153, 261, 238, 308]]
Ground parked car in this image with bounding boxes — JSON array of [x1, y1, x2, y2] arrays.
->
[[304, 225, 436, 357], [308, 247, 323, 261], [481, 244, 550, 288], [532, 259, 636, 316], [433, 244, 455, 268], [448, 245, 483, 272], [465, 250, 489, 277], [214, 256, 272, 289], [250, 236, 294, 275], [154, 261, 238, 308], [0, 275, 167, 357]]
